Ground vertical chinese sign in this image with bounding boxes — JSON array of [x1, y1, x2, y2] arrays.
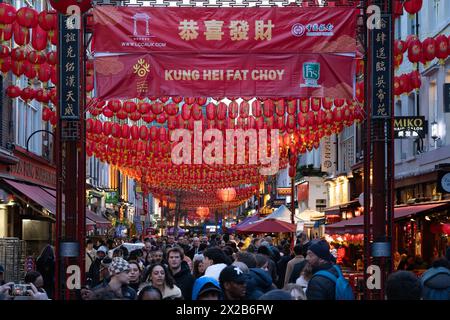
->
[[59, 14, 80, 121], [371, 15, 392, 119]]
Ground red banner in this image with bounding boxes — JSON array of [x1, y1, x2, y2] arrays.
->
[[93, 6, 358, 54], [95, 53, 355, 99]]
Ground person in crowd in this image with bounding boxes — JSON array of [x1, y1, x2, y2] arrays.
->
[[142, 238, 152, 261], [24, 271, 45, 293], [164, 235, 176, 251], [276, 244, 292, 288], [87, 245, 108, 287], [192, 276, 223, 300], [85, 240, 97, 274], [234, 251, 257, 269], [295, 261, 313, 294], [193, 254, 206, 279], [247, 254, 275, 299], [203, 247, 231, 281], [219, 265, 247, 300], [420, 258, 450, 300], [187, 237, 207, 259], [137, 285, 163, 300], [35, 244, 55, 299], [92, 257, 136, 300], [258, 289, 293, 300], [0, 265, 5, 286], [296, 232, 310, 258], [305, 240, 340, 300], [284, 244, 305, 286], [127, 260, 143, 292], [112, 248, 124, 259], [257, 245, 278, 285], [386, 271, 421, 300], [141, 263, 182, 300], [167, 247, 195, 300], [147, 248, 165, 266]]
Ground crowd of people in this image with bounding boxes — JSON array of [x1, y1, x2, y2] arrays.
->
[[1, 232, 450, 300]]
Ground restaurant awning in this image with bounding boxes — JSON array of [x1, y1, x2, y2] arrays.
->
[[325, 202, 450, 234], [237, 218, 296, 233], [86, 209, 111, 229], [3, 179, 57, 214]]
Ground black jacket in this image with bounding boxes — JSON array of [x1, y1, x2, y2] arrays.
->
[[246, 268, 275, 300], [276, 255, 291, 288], [187, 244, 207, 260], [306, 263, 338, 300], [87, 258, 102, 288], [288, 259, 308, 284], [171, 261, 195, 300], [93, 279, 137, 300]]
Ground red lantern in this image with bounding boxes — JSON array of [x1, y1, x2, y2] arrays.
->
[[250, 99, 261, 118], [311, 97, 321, 112], [37, 63, 51, 83], [16, 7, 38, 28], [394, 54, 403, 69], [12, 60, 24, 76], [116, 108, 128, 120], [108, 100, 122, 113], [0, 44, 9, 58], [394, 77, 401, 96], [38, 10, 57, 31], [299, 98, 309, 113], [42, 107, 52, 121], [0, 4, 16, 24], [123, 101, 137, 114], [164, 103, 178, 116], [181, 103, 191, 121], [0, 56, 11, 73], [356, 82, 364, 103], [46, 51, 57, 65], [206, 103, 216, 120], [409, 71, 421, 90], [403, 0, 422, 15], [435, 35, 449, 61], [422, 37, 436, 62], [129, 111, 141, 122], [11, 47, 26, 61], [152, 102, 163, 115], [48, 29, 57, 46], [0, 23, 13, 42], [138, 102, 151, 114], [192, 103, 202, 121], [49, 0, 92, 14], [142, 112, 155, 123], [407, 39, 423, 63], [103, 107, 114, 118], [216, 188, 236, 202], [130, 125, 139, 140], [197, 97, 207, 105], [263, 99, 274, 117], [6, 85, 21, 98], [356, 59, 364, 76], [31, 26, 48, 51], [159, 127, 167, 142], [322, 97, 333, 110], [399, 74, 411, 94], [139, 125, 148, 141], [121, 124, 130, 139], [20, 87, 35, 101], [13, 22, 30, 46], [394, 40, 407, 56], [239, 101, 249, 118], [150, 126, 159, 141]]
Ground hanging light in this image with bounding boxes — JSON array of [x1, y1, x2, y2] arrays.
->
[[216, 188, 236, 202], [425, 216, 430, 221]]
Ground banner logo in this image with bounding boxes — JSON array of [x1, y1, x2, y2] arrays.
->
[[291, 24, 306, 37], [133, 59, 150, 77], [301, 62, 321, 88], [291, 23, 334, 37], [132, 12, 151, 37]]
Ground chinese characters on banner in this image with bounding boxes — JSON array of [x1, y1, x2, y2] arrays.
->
[[59, 14, 80, 120], [320, 135, 336, 174], [93, 7, 358, 53], [371, 15, 392, 119]]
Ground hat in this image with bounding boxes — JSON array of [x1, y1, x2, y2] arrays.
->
[[97, 246, 108, 254], [219, 265, 247, 284], [198, 282, 222, 298], [0, 265, 4, 273], [258, 289, 293, 300], [308, 240, 334, 262], [108, 257, 130, 275], [101, 256, 112, 268]]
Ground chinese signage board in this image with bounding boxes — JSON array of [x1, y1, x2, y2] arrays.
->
[[93, 7, 357, 99], [320, 135, 336, 174], [444, 83, 450, 113], [371, 15, 392, 119], [393, 116, 426, 139], [93, 7, 357, 53], [59, 14, 81, 120]]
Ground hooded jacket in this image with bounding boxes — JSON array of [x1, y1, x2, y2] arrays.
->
[[171, 261, 195, 300], [204, 263, 227, 281], [421, 267, 450, 300], [306, 263, 338, 300], [246, 268, 274, 300], [192, 276, 222, 300]]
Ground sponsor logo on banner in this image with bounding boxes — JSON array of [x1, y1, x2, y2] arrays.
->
[[291, 23, 334, 37], [321, 135, 336, 174], [301, 62, 321, 88], [125, 12, 167, 48]]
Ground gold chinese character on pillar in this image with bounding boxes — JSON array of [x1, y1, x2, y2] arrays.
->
[[229, 20, 249, 41], [255, 20, 274, 41], [178, 20, 199, 41], [204, 20, 224, 41]]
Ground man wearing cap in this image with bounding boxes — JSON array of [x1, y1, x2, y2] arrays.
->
[[305, 240, 339, 300], [219, 265, 248, 300], [87, 246, 108, 287], [92, 257, 136, 300], [192, 276, 223, 300]]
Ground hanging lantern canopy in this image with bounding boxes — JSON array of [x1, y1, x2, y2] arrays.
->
[[217, 188, 236, 202], [434, 35, 449, 62], [407, 38, 423, 63], [403, 0, 423, 15], [422, 37, 436, 62], [0, 3, 16, 24]]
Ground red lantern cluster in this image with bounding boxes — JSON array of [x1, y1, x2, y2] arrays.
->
[[394, 71, 422, 96]]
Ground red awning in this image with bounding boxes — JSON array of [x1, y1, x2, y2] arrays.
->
[[3, 179, 57, 214], [86, 209, 111, 229], [237, 218, 296, 233], [325, 202, 450, 234]]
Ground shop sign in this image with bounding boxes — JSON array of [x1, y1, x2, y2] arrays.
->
[[394, 116, 426, 139], [271, 199, 286, 207], [320, 135, 336, 174], [444, 83, 450, 113], [9, 156, 56, 188], [437, 171, 450, 194], [297, 182, 309, 202], [105, 191, 119, 204], [371, 242, 391, 258], [277, 187, 291, 196], [371, 14, 392, 119]]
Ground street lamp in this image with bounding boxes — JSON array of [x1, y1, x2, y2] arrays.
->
[[431, 121, 440, 141]]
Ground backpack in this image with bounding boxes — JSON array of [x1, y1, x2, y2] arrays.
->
[[421, 267, 450, 300], [315, 265, 355, 300]]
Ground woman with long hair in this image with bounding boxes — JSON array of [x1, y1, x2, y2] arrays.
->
[[36, 244, 55, 299], [140, 263, 182, 300]]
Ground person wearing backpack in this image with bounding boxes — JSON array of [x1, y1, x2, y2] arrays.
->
[[421, 258, 450, 300], [305, 240, 354, 300]]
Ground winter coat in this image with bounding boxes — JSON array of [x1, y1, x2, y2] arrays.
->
[[285, 256, 305, 286], [192, 276, 222, 300], [288, 259, 308, 284], [93, 279, 137, 300], [306, 263, 338, 300], [421, 267, 450, 300], [246, 268, 275, 300], [204, 263, 227, 281], [87, 258, 102, 288], [276, 255, 291, 288], [187, 244, 207, 260], [171, 261, 195, 300]]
